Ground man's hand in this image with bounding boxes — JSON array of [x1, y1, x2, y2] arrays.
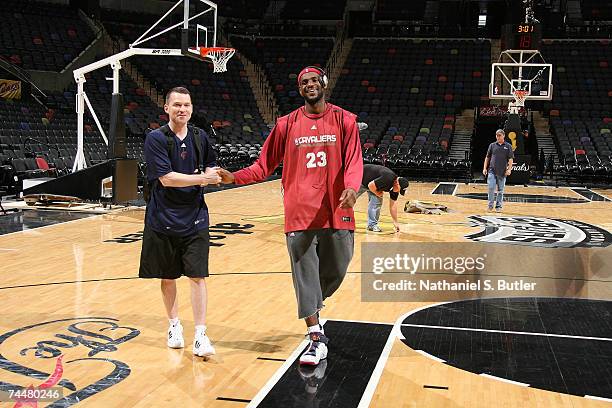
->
[[338, 188, 357, 208], [482, 169, 487, 176], [201, 167, 221, 185], [505, 169, 512, 176], [217, 168, 236, 184]]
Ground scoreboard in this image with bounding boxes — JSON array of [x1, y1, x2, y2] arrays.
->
[[502, 24, 542, 50]]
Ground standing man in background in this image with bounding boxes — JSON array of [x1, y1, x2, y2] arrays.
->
[[483, 129, 514, 212]]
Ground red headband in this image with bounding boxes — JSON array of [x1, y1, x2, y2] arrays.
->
[[297, 67, 323, 85]]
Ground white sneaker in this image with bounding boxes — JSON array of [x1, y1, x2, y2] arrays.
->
[[299, 332, 329, 366], [167, 321, 184, 349], [193, 328, 215, 357]]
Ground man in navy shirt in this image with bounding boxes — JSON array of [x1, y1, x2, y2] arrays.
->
[[483, 129, 514, 212], [139, 87, 220, 357]]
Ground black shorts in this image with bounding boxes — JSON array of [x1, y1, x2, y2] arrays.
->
[[139, 226, 210, 279]]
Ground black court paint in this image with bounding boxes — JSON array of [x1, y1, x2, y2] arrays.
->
[[216, 397, 252, 403], [400, 298, 612, 400], [0, 209, 98, 236], [423, 385, 449, 390], [253, 320, 392, 408], [104, 223, 255, 246], [456, 193, 588, 204], [257, 357, 286, 362], [571, 188, 612, 202], [432, 183, 458, 195]]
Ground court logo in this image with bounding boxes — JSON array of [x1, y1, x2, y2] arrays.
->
[[105, 222, 254, 246], [466, 216, 612, 248], [0, 317, 139, 406], [5, 356, 64, 407]]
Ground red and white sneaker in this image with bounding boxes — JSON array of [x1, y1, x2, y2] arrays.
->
[[299, 332, 329, 366]]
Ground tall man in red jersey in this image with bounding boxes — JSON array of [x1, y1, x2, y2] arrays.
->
[[218, 66, 363, 366]]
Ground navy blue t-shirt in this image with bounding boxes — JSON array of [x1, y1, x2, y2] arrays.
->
[[144, 126, 216, 236], [486, 141, 514, 178]]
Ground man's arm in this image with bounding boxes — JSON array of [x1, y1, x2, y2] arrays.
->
[[505, 145, 514, 176], [338, 115, 363, 208], [505, 158, 514, 176], [144, 129, 220, 188], [223, 118, 286, 185], [389, 198, 400, 232], [159, 168, 220, 188], [483, 144, 492, 176], [482, 157, 490, 176]]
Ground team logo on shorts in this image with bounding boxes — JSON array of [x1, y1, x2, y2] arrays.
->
[[465, 216, 612, 248]]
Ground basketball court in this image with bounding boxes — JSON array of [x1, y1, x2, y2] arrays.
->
[[1, 0, 611, 406]]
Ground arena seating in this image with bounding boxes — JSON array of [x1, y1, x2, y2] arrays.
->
[[217, 0, 270, 19], [1, 2, 610, 193], [375, 0, 426, 21], [541, 40, 611, 181], [331, 38, 489, 180], [281, 0, 346, 20], [0, 0, 95, 71], [230, 36, 335, 115]]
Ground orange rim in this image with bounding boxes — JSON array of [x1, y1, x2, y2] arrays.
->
[[199, 47, 235, 56]]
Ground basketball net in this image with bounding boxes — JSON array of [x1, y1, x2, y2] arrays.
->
[[199, 47, 235, 73], [508, 89, 528, 114], [513, 90, 528, 107]]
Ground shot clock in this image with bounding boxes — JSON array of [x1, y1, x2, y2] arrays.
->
[[502, 23, 542, 50]]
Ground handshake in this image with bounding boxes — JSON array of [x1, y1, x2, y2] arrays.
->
[[199, 167, 235, 186]]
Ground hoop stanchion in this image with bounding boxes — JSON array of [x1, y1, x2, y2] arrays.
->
[[199, 47, 235, 73]]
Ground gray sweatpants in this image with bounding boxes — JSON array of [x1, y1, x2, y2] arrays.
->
[[285, 229, 354, 319]]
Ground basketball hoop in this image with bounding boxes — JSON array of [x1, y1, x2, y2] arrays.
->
[[513, 89, 528, 107], [199, 47, 235, 73]]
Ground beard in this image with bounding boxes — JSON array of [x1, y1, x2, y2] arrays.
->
[[304, 90, 324, 105]]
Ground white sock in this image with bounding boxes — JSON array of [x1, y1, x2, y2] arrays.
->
[[169, 318, 180, 326], [308, 324, 324, 335], [195, 325, 207, 335]]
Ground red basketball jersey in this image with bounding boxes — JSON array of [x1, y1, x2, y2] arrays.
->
[[233, 103, 363, 232]]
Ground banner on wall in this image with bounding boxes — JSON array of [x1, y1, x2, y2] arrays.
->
[[507, 154, 531, 184], [0, 79, 22, 99]]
